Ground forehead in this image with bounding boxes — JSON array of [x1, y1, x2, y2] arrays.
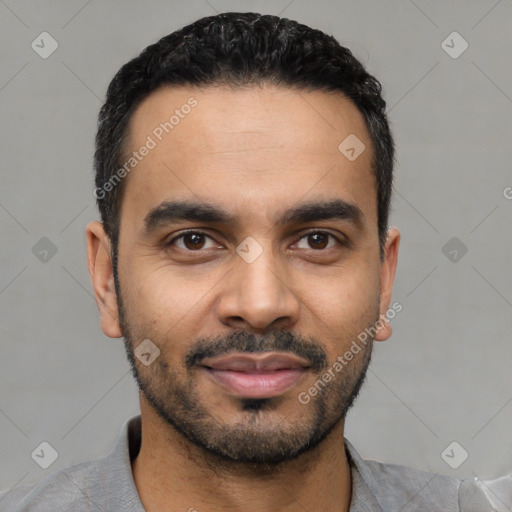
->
[[120, 84, 377, 230]]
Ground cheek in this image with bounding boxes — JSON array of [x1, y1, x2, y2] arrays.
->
[[122, 266, 216, 338], [302, 266, 381, 352], [306, 263, 380, 317], [123, 257, 179, 307]]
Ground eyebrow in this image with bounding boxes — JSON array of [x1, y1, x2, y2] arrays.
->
[[143, 198, 365, 234]]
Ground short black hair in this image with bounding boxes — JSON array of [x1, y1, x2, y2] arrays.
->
[[94, 11, 394, 258]]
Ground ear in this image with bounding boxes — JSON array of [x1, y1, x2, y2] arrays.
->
[[86, 221, 123, 338], [374, 227, 400, 342]]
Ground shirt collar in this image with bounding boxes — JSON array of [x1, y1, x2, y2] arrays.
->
[[104, 414, 384, 512], [96, 414, 145, 511], [345, 439, 386, 511]]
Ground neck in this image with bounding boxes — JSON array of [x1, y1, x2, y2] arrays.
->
[[132, 396, 352, 512]]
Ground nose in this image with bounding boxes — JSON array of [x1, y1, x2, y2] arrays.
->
[[216, 242, 301, 332]]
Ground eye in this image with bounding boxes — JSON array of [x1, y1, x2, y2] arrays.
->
[[165, 229, 346, 254], [167, 231, 219, 251], [294, 231, 341, 250]]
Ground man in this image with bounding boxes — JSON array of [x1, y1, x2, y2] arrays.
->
[[0, 11, 494, 512]]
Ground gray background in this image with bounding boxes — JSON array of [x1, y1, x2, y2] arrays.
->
[[1, 0, 511, 495]]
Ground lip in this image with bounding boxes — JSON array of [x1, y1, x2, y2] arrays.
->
[[201, 352, 311, 372], [200, 352, 310, 399]]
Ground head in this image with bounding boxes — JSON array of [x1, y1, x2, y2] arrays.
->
[[87, 12, 400, 466]]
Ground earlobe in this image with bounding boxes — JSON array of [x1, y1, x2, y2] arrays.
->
[[375, 227, 400, 342], [86, 221, 123, 338]]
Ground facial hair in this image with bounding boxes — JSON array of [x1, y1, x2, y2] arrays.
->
[[114, 262, 376, 467]]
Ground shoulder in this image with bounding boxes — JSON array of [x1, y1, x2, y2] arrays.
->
[[0, 415, 143, 512], [0, 457, 106, 511], [345, 439, 493, 511], [472, 474, 512, 512], [359, 456, 462, 510]]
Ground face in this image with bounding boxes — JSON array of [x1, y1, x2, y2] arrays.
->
[[87, 84, 399, 465]]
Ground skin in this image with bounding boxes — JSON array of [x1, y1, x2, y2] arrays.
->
[[86, 84, 400, 512]]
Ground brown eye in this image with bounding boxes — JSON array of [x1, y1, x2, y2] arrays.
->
[[168, 231, 217, 251], [308, 232, 329, 249], [182, 232, 206, 250], [295, 231, 338, 251]]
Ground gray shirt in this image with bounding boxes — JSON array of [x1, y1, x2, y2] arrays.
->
[[0, 415, 493, 511], [473, 474, 512, 512]]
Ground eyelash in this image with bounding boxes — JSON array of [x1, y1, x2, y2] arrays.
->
[[165, 229, 347, 252]]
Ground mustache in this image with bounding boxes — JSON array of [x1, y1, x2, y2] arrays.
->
[[185, 330, 329, 373]]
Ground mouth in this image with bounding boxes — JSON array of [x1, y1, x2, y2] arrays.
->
[[200, 352, 311, 399]]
